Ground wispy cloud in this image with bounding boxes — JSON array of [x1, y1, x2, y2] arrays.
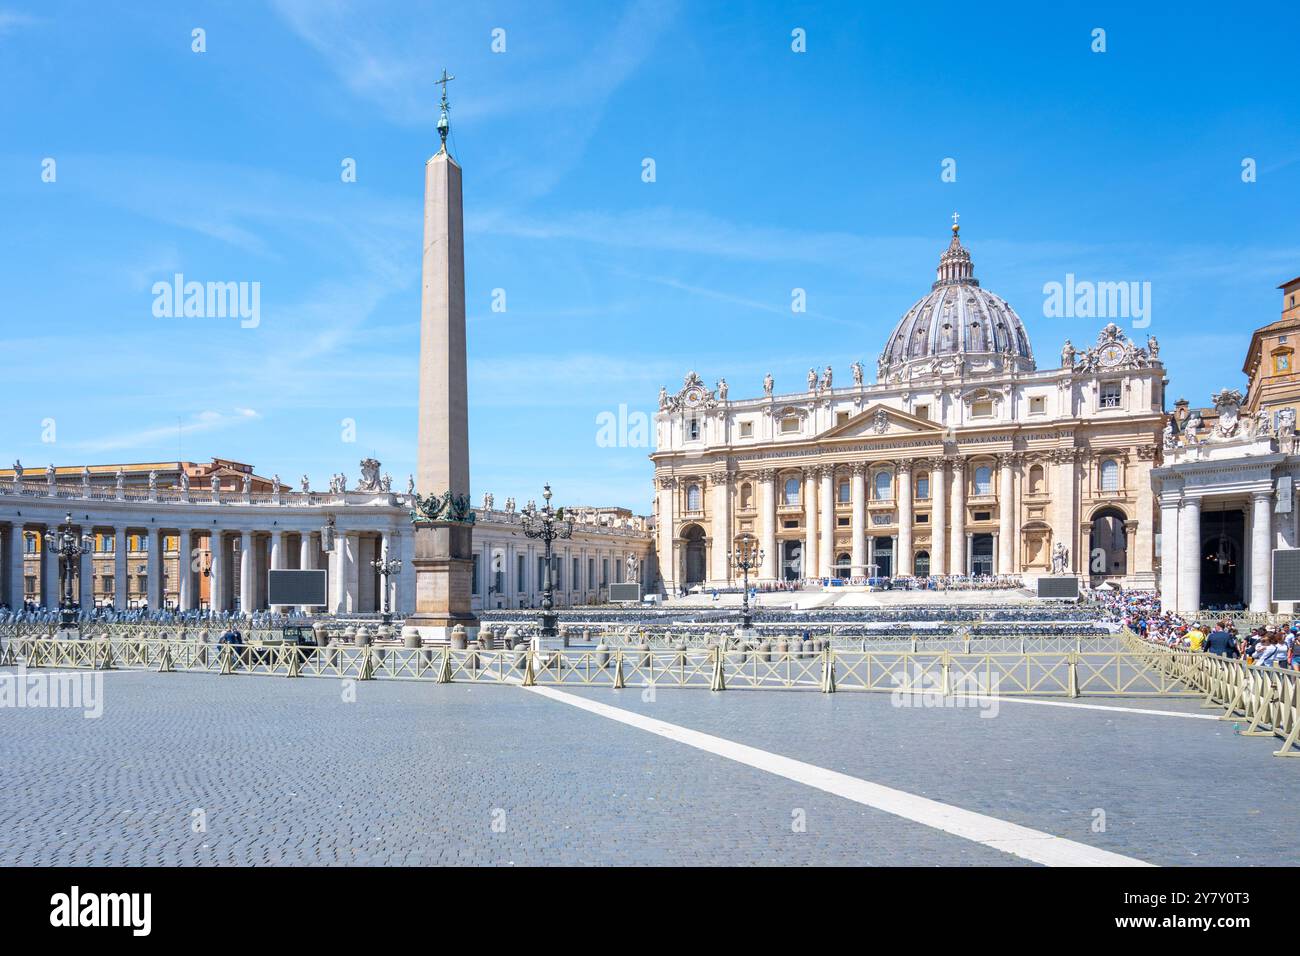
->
[[67, 408, 261, 455], [0, 10, 40, 36]]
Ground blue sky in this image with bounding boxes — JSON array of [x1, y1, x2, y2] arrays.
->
[[1, 0, 1297, 510]]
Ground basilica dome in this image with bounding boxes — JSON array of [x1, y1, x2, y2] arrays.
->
[[877, 222, 1034, 380]]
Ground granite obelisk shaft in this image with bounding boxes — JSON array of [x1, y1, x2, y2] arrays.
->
[[417, 149, 470, 498]]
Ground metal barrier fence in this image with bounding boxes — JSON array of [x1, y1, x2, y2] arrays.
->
[[1122, 630, 1300, 758], [2, 634, 1192, 698]]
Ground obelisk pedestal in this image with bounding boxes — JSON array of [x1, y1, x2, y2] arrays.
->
[[408, 522, 478, 644]]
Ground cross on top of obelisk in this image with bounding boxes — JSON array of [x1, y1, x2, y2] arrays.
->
[[435, 68, 455, 149]]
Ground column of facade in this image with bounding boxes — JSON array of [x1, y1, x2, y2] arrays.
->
[[997, 454, 1015, 574], [948, 459, 966, 575], [146, 526, 163, 611], [1176, 496, 1201, 615], [802, 468, 819, 580], [819, 468, 835, 576], [178, 528, 194, 611], [850, 464, 866, 577], [113, 527, 128, 611], [397, 530, 416, 616], [930, 459, 948, 576], [709, 471, 730, 585], [1054, 450, 1080, 573], [758, 471, 777, 582], [1251, 490, 1273, 612], [657, 478, 676, 594], [1158, 494, 1179, 609], [897, 461, 913, 577], [6, 524, 24, 610]]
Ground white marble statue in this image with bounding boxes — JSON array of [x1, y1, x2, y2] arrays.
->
[[1061, 340, 1075, 368], [807, 368, 817, 392], [241, 474, 252, 494], [626, 552, 639, 581], [1050, 541, 1069, 574], [116, 469, 126, 492], [11, 460, 21, 482], [356, 458, 382, 493], [301, 474, 311, 493], [211, 474, 221, 495], [406, 474, 415, 495], [658, 386, 669, 409], [1147, 335, 1159, 359], [763, 373, 774, 397], [381, 473, 392, 492], [1162, 419, 1176, 450], [483, 492, 494, 510], [179, 470, 190, 492], [851, 361, 863, 387], [717, 379, 728, 401], [1185, 410, 1203, 444], [147, 470, 157, 491], [822, 365, 833, 390]]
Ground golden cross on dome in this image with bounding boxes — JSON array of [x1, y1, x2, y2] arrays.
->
[[951, 211, 960, 234]]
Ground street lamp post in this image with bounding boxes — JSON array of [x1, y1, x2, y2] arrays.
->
[[521, 484, 573, 642], [43, 512, 93, 630], [371, 555, 402, 625], [728, 532, 764, 632]]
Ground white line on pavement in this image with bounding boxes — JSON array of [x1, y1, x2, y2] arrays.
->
[[522, 683, 1153, 868], [957, 694, 1222, 720]]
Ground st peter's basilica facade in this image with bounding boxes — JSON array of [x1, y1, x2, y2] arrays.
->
[[651, 223, 1165, 591]]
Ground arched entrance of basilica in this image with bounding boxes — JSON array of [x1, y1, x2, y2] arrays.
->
[[681, 525, 707, 588]]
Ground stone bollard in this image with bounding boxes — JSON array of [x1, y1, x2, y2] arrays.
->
[[354, 626, 371, 648], [404, 626, 422, 649], [343, 625, 357, 646], [504, 626, 519, 650], [480, 626, 494, 650], [635, 641, 651, 669], [313, 622, 329, 647], [451, 624, 468, 650], [560, 626, 571, 649], [378, 623, 394, 643], [595, 642, 610, 667], [760, 641, 772, 663], [776, 639, 789, 659]]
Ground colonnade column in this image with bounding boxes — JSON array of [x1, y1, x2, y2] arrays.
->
[[269, 530, 286, 613], [1158, 495, 1179, 609], [930, 458, 948, 576], [239, 530, 253, 615], [6, 524, 24, 610], [802, 468, 819, 580], [709, 471, 730, 585], [949, 458, 966, 575], [299, 532, 318, 614], [997, 454, 1015, 574], [146, 527, 163, 611], [819, 468, 835, 577], [1175, 497, 1201, 615], [41, 527, 59, 610], [79, 540, 94, 611], [758, 470, 777, 582], [113, 528, 128, 611], [178, 529, 194, 612], [850, 464, 866, 577], [1251, 490, 1273, 613], [897, 461, 914, 577]]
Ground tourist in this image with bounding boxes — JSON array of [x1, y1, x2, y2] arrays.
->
[[1186, 622, 1207, 652], [1204, 622, 1238, 657]]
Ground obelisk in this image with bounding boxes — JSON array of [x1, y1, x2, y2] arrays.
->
[[406, 70, 479, 645]]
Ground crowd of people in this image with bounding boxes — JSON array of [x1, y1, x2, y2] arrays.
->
[[1095, 588, 1300, 669]]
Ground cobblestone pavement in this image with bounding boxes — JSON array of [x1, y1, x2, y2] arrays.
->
[[0, 667, 1293, 866]]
